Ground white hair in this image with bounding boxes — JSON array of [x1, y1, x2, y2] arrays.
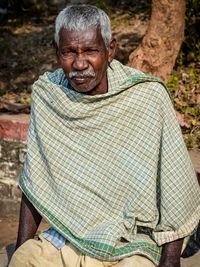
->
[[54, 4, 112, 48]]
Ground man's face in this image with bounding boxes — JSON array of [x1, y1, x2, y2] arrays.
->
[[57, 27, 115, 95]]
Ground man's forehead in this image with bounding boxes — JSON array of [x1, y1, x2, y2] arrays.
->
[[59, 27, 104, 46]]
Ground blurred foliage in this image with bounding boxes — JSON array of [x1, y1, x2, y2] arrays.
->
[[88, 0, 111, 13], [168, 0, 200, 148], [176, 0, 200, 65], [168, 66, 200, 148], [0, 0, 46, 13]]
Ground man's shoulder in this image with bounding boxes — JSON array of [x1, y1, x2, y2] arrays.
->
[[45, 68, 66, 86], [111, 60, 170, 101], [110, 59, 144, 77], [33, 68, 65, 88], [30, 68, 67, 101]]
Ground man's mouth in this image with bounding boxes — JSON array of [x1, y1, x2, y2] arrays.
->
[[72, 76, 92, 83], [69, 71, 95, 83]]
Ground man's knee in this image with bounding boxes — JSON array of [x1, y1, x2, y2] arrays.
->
[[8, 238, 43, 267]]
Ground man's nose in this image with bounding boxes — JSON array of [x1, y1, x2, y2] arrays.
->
[[72, 54, 88, 70]]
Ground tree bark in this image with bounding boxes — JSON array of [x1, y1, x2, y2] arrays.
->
[[128, 0, 185, 82]]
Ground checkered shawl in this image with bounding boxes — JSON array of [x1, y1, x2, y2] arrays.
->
[[19, 60, 200, 264]]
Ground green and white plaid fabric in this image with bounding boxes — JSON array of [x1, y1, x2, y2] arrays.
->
[[19, 60, 200, 265]]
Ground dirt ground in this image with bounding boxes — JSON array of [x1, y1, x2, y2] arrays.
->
[[0, 218, 49, 250]]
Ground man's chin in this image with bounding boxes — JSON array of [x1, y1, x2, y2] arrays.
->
[[70, 82, 95, 94]]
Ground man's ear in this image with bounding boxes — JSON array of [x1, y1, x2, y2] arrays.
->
[[108, 38, 116, 64], [52, 39, 60, 63]]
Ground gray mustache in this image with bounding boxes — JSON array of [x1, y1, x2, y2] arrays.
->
[[69, 70, 95, 79]]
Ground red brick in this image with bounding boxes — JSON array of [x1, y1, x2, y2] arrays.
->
[[0, 114, 29, 142]]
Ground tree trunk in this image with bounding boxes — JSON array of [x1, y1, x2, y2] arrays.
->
[[128, 0, 185, 82]]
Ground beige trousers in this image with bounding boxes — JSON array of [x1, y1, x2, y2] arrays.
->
[[9, 236, 156, 267]]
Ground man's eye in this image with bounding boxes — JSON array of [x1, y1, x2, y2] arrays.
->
[[86, 49, 98, 54], [61, 50, 75, 57]]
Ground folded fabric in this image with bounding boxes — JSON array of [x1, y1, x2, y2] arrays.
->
[[19, 60, 200, 265]]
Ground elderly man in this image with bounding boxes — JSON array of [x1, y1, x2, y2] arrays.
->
[[9, 4, 200, 267]]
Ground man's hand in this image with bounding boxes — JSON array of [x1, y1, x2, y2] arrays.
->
[[158, 238, 184, 267], [15, 193, 42, 250]]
